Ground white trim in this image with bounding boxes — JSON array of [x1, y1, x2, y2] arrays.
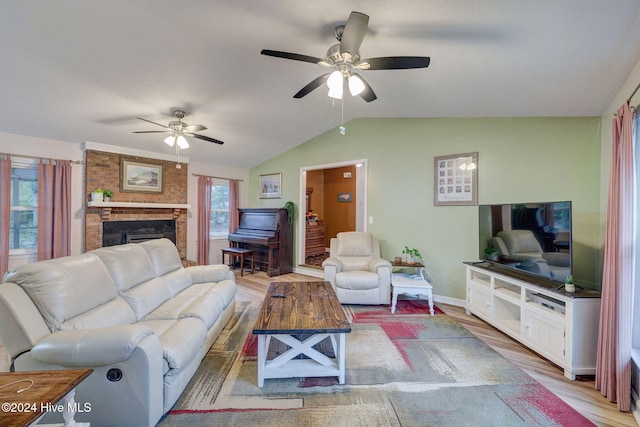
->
[[83, 141, 190, 163], [87, 201, 190, 209], [433, 294, 466, 308], [293, 266, 324, 278], [298, 159, 368, 270]]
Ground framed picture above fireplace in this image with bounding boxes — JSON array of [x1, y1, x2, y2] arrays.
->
[[121, 159, 164, 193]]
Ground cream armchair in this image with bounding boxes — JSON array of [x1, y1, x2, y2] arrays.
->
[[322, 232, 392, 305]]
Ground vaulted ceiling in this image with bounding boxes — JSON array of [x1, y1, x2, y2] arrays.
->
[[2, 1, 640, 168]]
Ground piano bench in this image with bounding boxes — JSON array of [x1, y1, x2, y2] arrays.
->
[[221, 248, 255, 277]]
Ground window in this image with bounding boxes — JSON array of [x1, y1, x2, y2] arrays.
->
[[210, 181, 230, 237], [9, 160, 38, 252]]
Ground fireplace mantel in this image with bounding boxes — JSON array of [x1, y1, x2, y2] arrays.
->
[[87, 201, 191, 220]]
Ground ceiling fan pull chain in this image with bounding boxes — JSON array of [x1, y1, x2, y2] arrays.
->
[[339, 97, 346, 135]]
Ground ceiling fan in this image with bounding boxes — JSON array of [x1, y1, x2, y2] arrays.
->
[[133, 110, 224, 149], [261, 11, 430, 102]]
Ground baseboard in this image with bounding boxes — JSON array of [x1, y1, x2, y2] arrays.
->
[[433, 294, 466, 308], [293, 266, 324, 278]]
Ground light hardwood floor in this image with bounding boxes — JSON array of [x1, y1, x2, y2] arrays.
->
[[0, 270, 636, 426]]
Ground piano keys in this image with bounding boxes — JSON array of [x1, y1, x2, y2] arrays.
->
[[228, 208, 293, 276]]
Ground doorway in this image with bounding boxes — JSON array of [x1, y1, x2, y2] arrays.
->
[[298, 159, 367, 269]]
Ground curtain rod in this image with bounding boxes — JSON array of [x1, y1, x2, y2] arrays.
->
[[191, 173, 243, 182], [627, 82, 640, 104], [1, 152, 83, 164]]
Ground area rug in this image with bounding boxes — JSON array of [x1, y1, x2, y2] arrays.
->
[[158, 300, 593, 426]]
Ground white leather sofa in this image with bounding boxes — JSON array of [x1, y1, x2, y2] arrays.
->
[[0, 238, 236, 427], [322, 232, 392, 305]]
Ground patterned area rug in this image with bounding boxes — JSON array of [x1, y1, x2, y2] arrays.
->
[[159, 300, 593, 426]]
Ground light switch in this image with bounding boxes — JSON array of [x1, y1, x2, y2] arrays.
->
[[368, 216, 374, 224]]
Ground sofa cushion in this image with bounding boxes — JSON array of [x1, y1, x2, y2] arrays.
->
[[3, 253, 119, 332], [142, 294, 199, 322], [92, 244, 157, 293], [61, 297, 136, 330], [179, 293, 224, 329], [141, 239, 194, 296], [122, 277, 173, 320], [336, 271, 379, 290], [158, 268, 194, 297]]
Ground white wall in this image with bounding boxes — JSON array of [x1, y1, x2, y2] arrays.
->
[[0, 132, 85, 268]]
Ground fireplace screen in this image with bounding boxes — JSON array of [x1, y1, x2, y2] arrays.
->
[[102, 220, 176, 247]]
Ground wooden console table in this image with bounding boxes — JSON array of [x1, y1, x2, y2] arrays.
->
[[0, 369, 92, 427]]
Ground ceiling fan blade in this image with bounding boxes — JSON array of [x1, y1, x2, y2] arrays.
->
[[189, 133, 224, 145], [294, 73, 331, 98], [261, 49, 324, 65], [353, 73, 377, 102], [136, 117, 171, 129], [184, 124, 207, 132], [132, 130, 170, 134], [359, 56, 431, 70], [340, 11, 369, 56]]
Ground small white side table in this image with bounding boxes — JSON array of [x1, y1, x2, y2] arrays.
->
[[390, 261, 435, 316]]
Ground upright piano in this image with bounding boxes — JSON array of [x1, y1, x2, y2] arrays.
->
[[228, 208, 293, 276]]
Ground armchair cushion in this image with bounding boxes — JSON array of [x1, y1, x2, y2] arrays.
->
[[335, 271, 379, 291], [336, 232, 374, 257]]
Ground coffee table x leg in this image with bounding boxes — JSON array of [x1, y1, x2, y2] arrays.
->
[[257, 333, 346, 387]]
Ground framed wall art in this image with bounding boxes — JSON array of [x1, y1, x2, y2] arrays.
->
[[434, 152, 478, 206], [259, 172, 282, 199], [337, 192, 352, 202], [120, 159, 164, 193]]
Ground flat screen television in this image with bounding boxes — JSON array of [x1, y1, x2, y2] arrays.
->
[[478, 201, 572, 283]]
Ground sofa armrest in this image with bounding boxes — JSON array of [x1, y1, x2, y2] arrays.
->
[[186, 264, 235, 284], [30, 325, 154, 367], [369, 258, 392, 272]]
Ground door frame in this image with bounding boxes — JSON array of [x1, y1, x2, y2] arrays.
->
[[298, 159, 368, 269]]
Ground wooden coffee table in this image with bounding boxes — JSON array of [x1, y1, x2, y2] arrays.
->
[[0, 368, 92, 427], [252, 281, 351, 387]]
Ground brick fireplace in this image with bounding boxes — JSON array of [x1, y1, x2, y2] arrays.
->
[[84, 150, 189, 259]]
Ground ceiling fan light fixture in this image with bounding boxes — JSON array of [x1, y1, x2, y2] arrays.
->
[[327, 70, 343, 90], [164, 135, 176, 147], [176, 134, 189, 149], [348, 74, 365, 96], [328, 84, 343, 99]]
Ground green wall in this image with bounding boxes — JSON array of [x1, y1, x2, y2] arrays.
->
[[250, 117, 602, 300]]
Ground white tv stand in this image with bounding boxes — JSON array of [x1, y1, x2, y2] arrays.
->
[[465, 262, 601, 380]]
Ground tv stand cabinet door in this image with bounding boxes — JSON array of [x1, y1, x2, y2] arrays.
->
[[467, 282, 491, 318], [523, 307, 565, 364]]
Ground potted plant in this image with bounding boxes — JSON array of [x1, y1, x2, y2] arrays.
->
[[484, 246, 499, 261], [402, 246, 422, 264], [103, 189, 114, 202], [284, 201, 295, 224], [91, 188, 104, 202], [564, 275, 575, 293]]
